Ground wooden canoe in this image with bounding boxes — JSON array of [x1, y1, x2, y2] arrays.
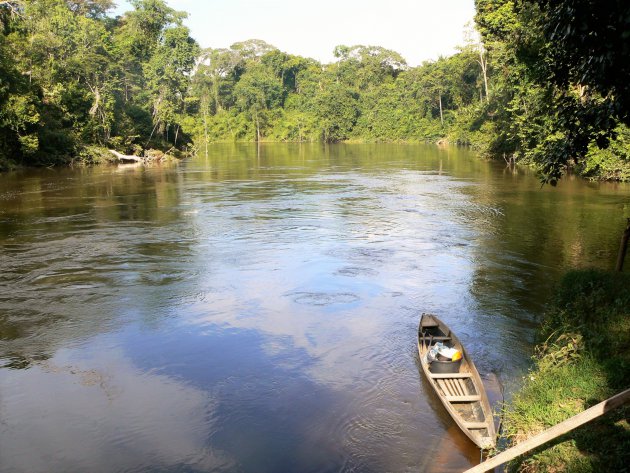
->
[[417, 313, 497, 449]]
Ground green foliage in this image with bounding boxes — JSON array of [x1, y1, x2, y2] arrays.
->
[[312, 82, 359, 142], [534, 0, 630, 122], [502, 270, 630, 472], [0, 0, 197, 167], [579, 125, 630, 181], [471, 0, 630, 183], [332, 44, 407, 91], [3, 0, 629, 181], [187, 41, 486, 145]]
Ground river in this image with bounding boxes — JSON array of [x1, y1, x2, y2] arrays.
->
[[1, 143, 628, 472]]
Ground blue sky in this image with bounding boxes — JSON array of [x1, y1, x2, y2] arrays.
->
[[114, 0, 476, 66]]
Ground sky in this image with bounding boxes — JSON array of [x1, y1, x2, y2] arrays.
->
[[114, 0, 476, 67]]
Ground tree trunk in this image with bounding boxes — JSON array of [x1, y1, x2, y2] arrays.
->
[[616, 219, 630, 271], [439, 92, 444, 126], [203, 97, 209, 158], [213, 77, 221, 112], [479, 48, 489, 102], [109, 149, 142, 162]]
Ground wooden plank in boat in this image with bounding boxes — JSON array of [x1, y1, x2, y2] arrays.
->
[[420, 320, 440, 328], [464, 421, 489, 429], [457, 378, 470, 395], [428, 372, 472, 379], [437, 379, 452, 396], [446, 379, 463, 396], [445, 395, 481, 402]]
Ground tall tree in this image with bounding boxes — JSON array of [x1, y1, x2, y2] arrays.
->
[[145, 24, 199, 145], [233, 64, 283, 141], [523, 0, 630, 182]]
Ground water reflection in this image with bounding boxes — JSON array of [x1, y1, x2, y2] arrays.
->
[[1, 143, 629, 472], [0, 343, 232, 473], [0, 164, 196, 368]]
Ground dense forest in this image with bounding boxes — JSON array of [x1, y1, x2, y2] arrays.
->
[[0, 0, 199, 168], [1, 0, 629, 183]]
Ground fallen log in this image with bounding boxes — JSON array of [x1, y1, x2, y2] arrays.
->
[[108, 149, 143, 163], [463, 387, 630, 473]]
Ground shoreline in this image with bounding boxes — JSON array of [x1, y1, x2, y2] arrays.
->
[[3, 139, 629, 183], [497, 269, 630, 472]]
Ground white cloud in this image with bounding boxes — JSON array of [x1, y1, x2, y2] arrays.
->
[[0, 348, 235, 473]]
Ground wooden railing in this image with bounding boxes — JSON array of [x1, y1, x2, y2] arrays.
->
[[463, 387, 630, 473]]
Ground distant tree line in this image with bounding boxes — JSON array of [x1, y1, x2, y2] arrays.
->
[[1, 0, 629, 182], [184, 39, 485, 149]]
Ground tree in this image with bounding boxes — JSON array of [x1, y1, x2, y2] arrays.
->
[[230, 39, 277, 62], [5, 0, 117, 159], [233, 65, 283, 141], [522, 0, 630, 182], [110, 0, 198, 149], [196, 47, 241, 113], [261, 50, 311, 93], [463, 23, 489, 102], [313, 80, 359, 142], [474, 0, 630, 183], [533, 0, 630, 120], [66, 0, 114, 18], [145, 24, 199, 145], [0, 26, 40, 165], [332, 44, 407, 91]]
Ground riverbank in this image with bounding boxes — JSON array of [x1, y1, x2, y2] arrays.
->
[[501, 270, 630, 472], [0, 146, 185, 172], [3, 137, 629, 183], [197, 137, 630, 183]]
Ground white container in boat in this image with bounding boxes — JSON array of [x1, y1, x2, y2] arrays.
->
[[438, 347, 460, 360]]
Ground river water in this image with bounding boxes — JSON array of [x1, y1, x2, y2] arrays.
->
[[1, 144, 628, 472]]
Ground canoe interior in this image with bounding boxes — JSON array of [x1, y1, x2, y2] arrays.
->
[[418, 314, 496, 449]]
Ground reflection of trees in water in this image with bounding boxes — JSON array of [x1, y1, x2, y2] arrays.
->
[[468, 174, 626, 315], [0, 165, 194, 368], [183, 142, 486, 187]]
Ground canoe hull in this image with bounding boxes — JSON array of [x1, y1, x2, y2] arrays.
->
[[418, 313, 496, 449]]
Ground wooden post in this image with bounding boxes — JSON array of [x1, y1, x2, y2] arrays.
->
[[615, 218, 630, 272], [463, 388, 630, 473]]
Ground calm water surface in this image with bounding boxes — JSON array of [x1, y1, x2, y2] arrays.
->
[[1, 144, 629, 472]]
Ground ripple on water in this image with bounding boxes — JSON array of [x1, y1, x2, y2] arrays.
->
[[322, 359, 408, 472], [326, 246, 396, 264], [285, 291, 360, 306], [335, 266, 378, 277]]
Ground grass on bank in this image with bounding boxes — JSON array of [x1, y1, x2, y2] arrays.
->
[[502, 269, 630, 473]]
